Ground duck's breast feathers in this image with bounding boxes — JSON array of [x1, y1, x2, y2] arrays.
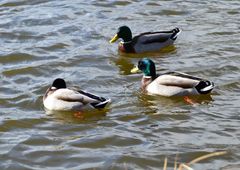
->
[[118, 41, 136, 53]]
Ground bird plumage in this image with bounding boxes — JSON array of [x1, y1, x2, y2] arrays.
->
[[131, 58, 214, 97], [110, 26, 181, 53], [43, 78, 111, 111]]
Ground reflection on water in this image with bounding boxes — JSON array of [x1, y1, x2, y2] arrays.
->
[[118, 45, 178, 58], [0, 0, 240, 169], [113, 45, 177, 75], [45, 109, 109, 123], [136, 92, 214, 116]]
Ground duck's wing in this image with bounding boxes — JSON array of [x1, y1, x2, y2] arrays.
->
[[53, 88, 96, 103], [165, 71, 204, 80], [156, 72, 214, 94], [156, 72, 201, 88], [54, 88, 110, 109], [146, 71, 214, 96], [133, 28, 181, 44]]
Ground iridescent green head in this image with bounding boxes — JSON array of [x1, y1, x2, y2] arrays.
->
[[109, 26, 132, 43], [131, 58, 157, 78]]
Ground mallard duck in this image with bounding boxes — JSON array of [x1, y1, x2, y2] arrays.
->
[[43, 78, 111, 111], [131, 58, 214, 97], [109, 26, 181, 53]]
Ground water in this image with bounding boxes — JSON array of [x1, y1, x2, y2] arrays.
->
[[0, 0, 239, 169]]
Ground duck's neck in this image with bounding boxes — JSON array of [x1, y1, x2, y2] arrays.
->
[[119, 41, 135, 53], [43, 87, 55, 101], [122, 37, 132, 42], [121, 32, 132, 42], [141, 76, 153, 90]]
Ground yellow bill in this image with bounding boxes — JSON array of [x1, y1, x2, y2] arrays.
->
[[109, 34, 119, 43], [131, 66, 140, 73]]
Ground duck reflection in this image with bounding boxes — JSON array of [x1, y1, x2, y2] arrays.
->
[[135, 90, 213, 116], [112, 45, 177, 76], [44, 108, 109, 123], [118, 45, 177, 58]]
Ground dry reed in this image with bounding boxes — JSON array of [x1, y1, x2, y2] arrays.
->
[[163, 150, 227, 170]]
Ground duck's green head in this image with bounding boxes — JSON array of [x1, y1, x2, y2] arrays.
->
[[52, 78, 67, 89], [131, 58, 157, 78], [109, 26, 132, 43]]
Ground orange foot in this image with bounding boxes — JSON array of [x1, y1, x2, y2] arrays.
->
[[74, 111, 84, 119], [183, 96, 195, 105]]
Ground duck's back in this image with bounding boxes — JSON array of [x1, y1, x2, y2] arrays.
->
[[146, 72, 201, 97], [43, 89, 85, 111], [133, 33, 175, 53]]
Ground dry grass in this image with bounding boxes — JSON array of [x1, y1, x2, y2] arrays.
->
[[163, 151, 227, 170], [94, 150, 227, 170]]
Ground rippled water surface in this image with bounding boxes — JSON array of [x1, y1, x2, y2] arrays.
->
[[0, 0, 240, 169]]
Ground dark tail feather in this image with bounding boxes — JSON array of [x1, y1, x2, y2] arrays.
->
[[90, 99, 111, 109], [195, 81, 214, 94], [78, 90, 106, 102], [78, 90, 110, 109], [171, 27, 181, 40]]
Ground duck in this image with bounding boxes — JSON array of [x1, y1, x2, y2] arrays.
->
[[43, 78, 111, 111], [131, 58, 214, 97], [109, 26, 181, 53]]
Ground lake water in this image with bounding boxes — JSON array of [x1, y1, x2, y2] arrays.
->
[[0, 0, 239, 169]]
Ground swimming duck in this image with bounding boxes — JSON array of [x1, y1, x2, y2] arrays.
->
[[43, 78, 111, 111], [109, 26, 181, 53], [131, 58, 214, 97]]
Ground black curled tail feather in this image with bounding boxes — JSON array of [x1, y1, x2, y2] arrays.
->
[[90, 99, 111, 109], [78, 90, 110, 109], [78, 90, 106, 102], [195, 80, 214, 94], [170, 27, 181, 40]]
